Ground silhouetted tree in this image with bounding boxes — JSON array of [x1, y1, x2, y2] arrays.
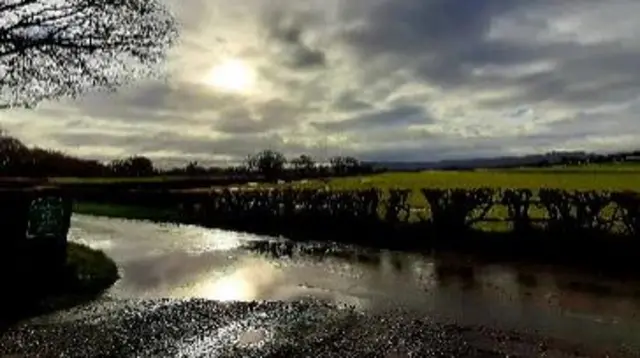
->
[[0, 0, 178, 109], [290, 154, 316, 177], [0, 130, 29, 175], [185, 161, 206, 176], [0, 130, 110, 176], [109, 156, 155, 177], [329, 156, 362, 175], [245, 150, 287, 181]]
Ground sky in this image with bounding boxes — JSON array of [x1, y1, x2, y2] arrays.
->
[[2, 0, 640, 167]]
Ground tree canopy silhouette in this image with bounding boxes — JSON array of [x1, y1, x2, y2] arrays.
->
[[109, 155, 155, 177], [290, 154, 316, 176], [0, 0, 179, 109], [245, 150, 287, 181]]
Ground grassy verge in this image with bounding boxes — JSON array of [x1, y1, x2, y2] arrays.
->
[[1, 243, 119, 325], [65, 242, 120, 294]]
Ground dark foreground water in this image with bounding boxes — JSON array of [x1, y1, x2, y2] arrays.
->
[[2, 214, 640, 356]]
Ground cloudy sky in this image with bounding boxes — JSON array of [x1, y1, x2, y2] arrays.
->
[[2, 0, 640, 167]]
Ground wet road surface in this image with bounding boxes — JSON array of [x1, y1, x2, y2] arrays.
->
[[1, 299, 629, 357], [2, 215, 640, 356]]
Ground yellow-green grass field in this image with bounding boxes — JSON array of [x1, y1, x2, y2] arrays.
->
[[219, 169, 640, 197], [312, 170, 640, 190]]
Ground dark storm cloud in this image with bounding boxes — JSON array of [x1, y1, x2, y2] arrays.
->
[[312, 105, 430, 132], [343, 0, 640, 107], [264, 10, 327, 69], [342, 0, 525, 62]]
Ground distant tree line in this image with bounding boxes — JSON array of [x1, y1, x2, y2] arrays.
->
[[0, 132, 374, 180], [3, 131, 638, 179], [164, 150, 375, 181], [490, 151, 640, 170], [241, 150, 374, 181]]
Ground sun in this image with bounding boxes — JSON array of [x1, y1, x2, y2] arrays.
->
[[203, 59, 256, 93]]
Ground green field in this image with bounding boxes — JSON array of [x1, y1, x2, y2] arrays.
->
[[316, 170, 640, 191], [48, 161, 640, 186], [212, 169, 640, 196], [51, 163, 640, 189]]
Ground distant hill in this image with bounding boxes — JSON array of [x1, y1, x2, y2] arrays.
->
[[366, 150, 640, 172]]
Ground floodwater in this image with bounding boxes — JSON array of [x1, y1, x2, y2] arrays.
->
[[69, 214, 640, 351]]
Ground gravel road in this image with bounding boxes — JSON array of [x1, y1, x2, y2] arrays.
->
[[1, 298, 634, 357]]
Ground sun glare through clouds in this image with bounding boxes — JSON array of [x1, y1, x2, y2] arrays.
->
[[202, 59, 256, 94]]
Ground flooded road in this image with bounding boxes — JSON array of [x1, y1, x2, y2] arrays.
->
[[65, 214, 640, 352]]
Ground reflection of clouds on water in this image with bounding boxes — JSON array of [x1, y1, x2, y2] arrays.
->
[[70, 214, 266, 258]]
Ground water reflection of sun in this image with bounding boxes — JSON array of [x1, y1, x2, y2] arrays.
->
[[207, 274, 256, 301], [200, 260, 281, 302]]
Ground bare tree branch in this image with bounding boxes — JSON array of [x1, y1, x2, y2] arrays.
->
[[0, 0, 179, 109]]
